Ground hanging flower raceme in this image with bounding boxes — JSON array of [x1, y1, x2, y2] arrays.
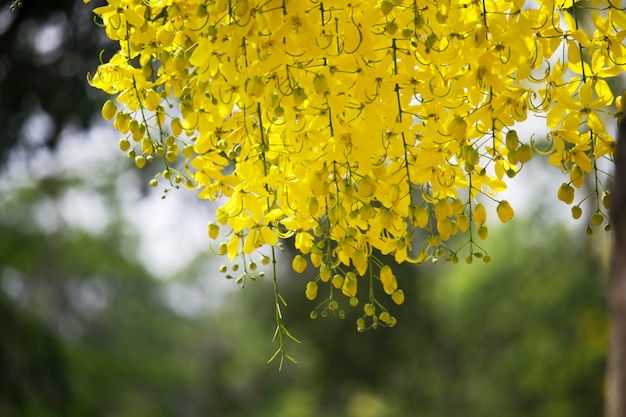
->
[[86, 0, 624, 364]]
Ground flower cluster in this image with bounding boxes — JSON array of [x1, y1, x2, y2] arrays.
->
[[88, 0, 624, 361]]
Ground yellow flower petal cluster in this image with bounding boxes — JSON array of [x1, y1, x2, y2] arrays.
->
[[87, 0, 622, 341]]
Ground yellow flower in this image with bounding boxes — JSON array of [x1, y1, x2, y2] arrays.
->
[[341, 272, 358, 298], [474, 203, 487, 228], [88, 0, 619, 336]]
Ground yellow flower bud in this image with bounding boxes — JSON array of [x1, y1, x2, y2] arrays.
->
[[305, 281, 318, 300], [356, 175, 376, 199], [171, 117, 183, 137], [341, 274, 357, 297], [457, 213, 469, 232], [360, 203, 375, 220], [274, 105, 285, 118], [473, 23, 487, 46], [234, 0, 249, 16], [380, 0, 394, 15], [449, 115, 467, 141], [356, 318, 366, 332], [385, 21, 398, 35], [352, 250, 368, 275], [114, 112, 131, 133], [310, 172, 326, 196], [332, 274, 344, 289], [293, 87, 307, 106], [474, 202, 487, 227], [320, 265, 332, 282], [134, 155, 146, 169], [411, 206, 429, 228], [496, 200, 514, 223], [437, 218, 454, 241], [427, 234, 441, 247], [602, 191, 611, 210], [119, 138, 131, 152], [383, 278, 397, 295], [507, 149, 519, 165], [380, 208, 394, 229], [619, 90, 626, 112], [246, 76, 264, 98], [292, 254, 308, 273], [465, 146, 480, 167], [434, 198, 452, 221], [313, 73, 329, 95], [311, 251, 323, 268], [379, 265, 394, 287], [505, 130, 519, 150], [145, 89, 161, 111], [141, 138, 153, 155], [268, 91, 280, 108], [451, 198, 464, 215], [518, 144, 533, 163], [182, 144, 194, 159], [101, 100, 117, 121], [557, 183, 575, 205], [207, 222, 220, 239], [307, 197, 320, 216], [379, 311, 391, 323], [130, 120, 144, 142], [591, 212, 604, 226], [391, 289, 405, 305], [570, 166, 585, 189]]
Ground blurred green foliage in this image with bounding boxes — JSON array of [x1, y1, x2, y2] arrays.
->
[[0, 163, 607, 416]]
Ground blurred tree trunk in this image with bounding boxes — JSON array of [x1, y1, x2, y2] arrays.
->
[[608, 116, 626, 417]]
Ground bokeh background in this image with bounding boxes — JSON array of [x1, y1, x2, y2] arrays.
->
[[0, 0, 610, 416]]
